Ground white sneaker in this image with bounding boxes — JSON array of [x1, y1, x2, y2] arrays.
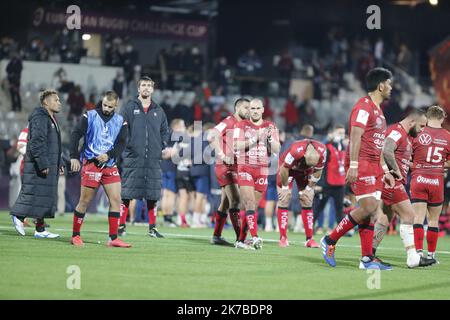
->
[[34, 230, 60, 239], [235, 241, 255, 250], [264, 224, 274, 232], [252, 236, 263, 250], [11, 216, 25, 236]]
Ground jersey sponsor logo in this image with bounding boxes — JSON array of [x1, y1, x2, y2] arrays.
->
[[387, 130, 402, 142], [285, 152, 295, 165], [416, 175, 439, 186], [111, 170, 120, 176], [375, 117, 383, 129], [358, 175, 376, 185], [239, 172, 252, 181], [434, 138, 449, 146], [85, 171, 102, 182], [373, 132, 385, 149], [356, 109, 369, 125], [133, 109, 140, 115], [256, 177, 268, 185], [418, 134, 432, 145]]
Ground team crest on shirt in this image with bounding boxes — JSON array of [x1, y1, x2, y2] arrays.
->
[[375, 117, 383, 128], [418, 134, 432, 145]]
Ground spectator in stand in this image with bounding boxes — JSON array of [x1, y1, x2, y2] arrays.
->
[[67, 85, 86, 122], [275, 49, 294, 80], [85, 94, 97, 111], [6, 52, 23, 112], [238, 49, 262, 95], [185, 46, 204, 87], [237, 48, 262, 75], [298, 100, 317, 129], [155, 48, 168, 90], [173, 95, 194, 126], [213, 56, 233, 92], [280, 95, 299, 133], [122, 43, 138, 84], [397, 43, 412, 73], [113, 70, 126, 99], [166, 43, 186, 89], [374, 37, 384, 67]]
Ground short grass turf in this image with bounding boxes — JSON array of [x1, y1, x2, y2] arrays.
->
[[0, 212, 449, 300]]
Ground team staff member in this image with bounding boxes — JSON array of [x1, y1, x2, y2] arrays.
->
[[313, 125, 347, 231], [119, 76, 170, 238], [11, 90, 62, 238]]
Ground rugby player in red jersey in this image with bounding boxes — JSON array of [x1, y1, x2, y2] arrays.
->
[[410, 105, 450, 263], [277, 139, 326, 248], [372, 109, 435, 267], [321, 68, 395, 269], [234, 98, 280, 250], [208, 98, 250, 246]]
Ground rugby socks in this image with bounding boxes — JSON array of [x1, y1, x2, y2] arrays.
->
[[413, 224, 424, 251], [108, 211, 120, 240], [246, 210, 258, 238], [119, 202, 129, 226], [147, 200, 157, 228], [35, 218, 46, 232], [327, 214, 358, 245], [238, 210, 248, 242], [277, 207, 289, 239], [179, 213, 188, 225], [359, 223, 375, 257], [213, 210, 227, 237], [372, 222, 388, 255], [228, 208, 241, 240], [301, 207, 314, 241], [426, 227, 439, 256], [72, 210, 85, 237]]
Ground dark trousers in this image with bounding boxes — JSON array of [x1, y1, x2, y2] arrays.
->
[[313, 186, 345, 225], [10, 86, 22, 112]]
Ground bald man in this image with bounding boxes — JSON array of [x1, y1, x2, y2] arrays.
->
[[276, 139, 327, 248]]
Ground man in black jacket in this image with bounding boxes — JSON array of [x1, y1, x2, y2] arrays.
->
[[11, 90, 62, 238], [119, 76, 170, 237]]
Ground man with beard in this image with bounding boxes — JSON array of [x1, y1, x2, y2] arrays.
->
[[69, 91, 130, 248], [209, 98, 250, 246], [119, 76, 170, 238], [372, 108, 435, 267]]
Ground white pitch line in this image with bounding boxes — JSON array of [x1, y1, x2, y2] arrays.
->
[[1, 224, 450, 255]]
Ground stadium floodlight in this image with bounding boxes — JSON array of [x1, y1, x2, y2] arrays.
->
[[82, 34, 91, 41], [429, 0, 438, 5]]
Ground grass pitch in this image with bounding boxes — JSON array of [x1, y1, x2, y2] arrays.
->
[[0, 212, 449, 300]]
